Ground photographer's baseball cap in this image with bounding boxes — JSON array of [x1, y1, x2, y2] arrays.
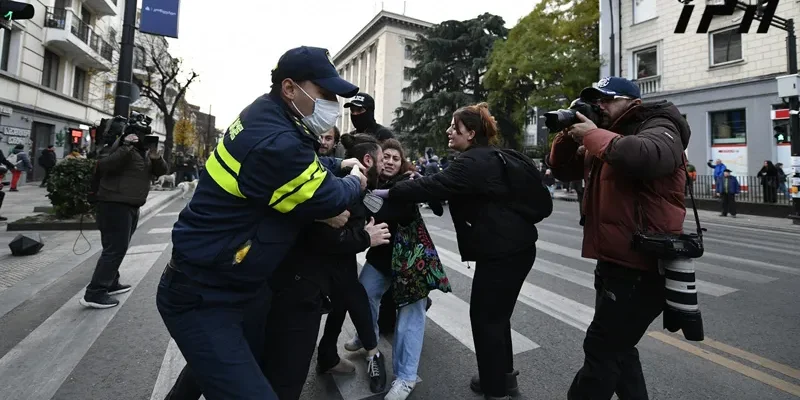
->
[[271, 46, 359, 97], [344, 93, 375, 110], [580, 76, 641, 101]]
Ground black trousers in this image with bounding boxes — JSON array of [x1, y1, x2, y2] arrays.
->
[[568, 262, 665, 400], [471, 247, 536, 397], [261, 277, 326, 400], [87, 202, 139, 293], [41, 167, 53, 186], [317, 265, 379, 371], [721, 193, 737, 216]]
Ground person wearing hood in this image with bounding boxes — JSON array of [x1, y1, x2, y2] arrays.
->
[[344, 92, 394, 141], [548, 76, 692, 400]]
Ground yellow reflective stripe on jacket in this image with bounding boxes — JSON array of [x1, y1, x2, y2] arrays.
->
[[206, 141, 245, 198], [269, 157, 327, 213]]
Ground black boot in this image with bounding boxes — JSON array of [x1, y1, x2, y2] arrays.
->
[[470, 370, 520, 397]]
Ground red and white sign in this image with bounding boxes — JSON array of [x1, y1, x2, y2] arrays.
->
[[771, 109, 790, 120]]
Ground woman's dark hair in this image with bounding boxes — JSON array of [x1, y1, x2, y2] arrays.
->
[[452, 102, 499, 146], [341, 133, 380, 162]]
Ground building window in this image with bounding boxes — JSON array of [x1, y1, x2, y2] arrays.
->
[[402, 89, 411, 102], [404, 44, 413, 59], [633, 0, 657, 24], [633, 47, 658, 79], [710, 109, 747, 145], [1, 30, 11, 71], [42, 49, 60, 90], [73, 67, 87, 100], [404, 67, 413, 81], [710, 28, 743, 66]]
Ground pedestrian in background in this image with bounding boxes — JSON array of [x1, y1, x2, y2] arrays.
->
[[7, 144, 32, 191], [715, 168, 740, 217]]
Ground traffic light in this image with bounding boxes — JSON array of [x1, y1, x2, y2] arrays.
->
[[0, 1, 35, 22], [774, 125, 789, 144]]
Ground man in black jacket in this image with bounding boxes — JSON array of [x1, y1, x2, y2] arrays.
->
[[261, 136, 390, 399], [80, 132, 168, 309], [0, 149, 17, 221], [344, 92, 394, 141], [38, 145, 57, 187]]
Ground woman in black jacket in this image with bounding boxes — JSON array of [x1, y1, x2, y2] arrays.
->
[[373, 103, 551, 400], [758, 160, 779, 203]]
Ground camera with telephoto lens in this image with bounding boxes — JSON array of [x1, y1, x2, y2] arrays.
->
[[632, 231, 705, 341], [543, 99, 603, 133]]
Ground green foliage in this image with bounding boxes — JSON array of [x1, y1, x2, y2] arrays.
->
[[485, 0, 601, 129], [393, 13, 509, 154], [46, 158, 96, 219]]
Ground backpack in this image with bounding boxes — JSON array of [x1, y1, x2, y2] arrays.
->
[[494, 148, 553, 224]]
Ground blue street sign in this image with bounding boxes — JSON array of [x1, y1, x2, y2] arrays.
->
[[139, 0, 180, 38]]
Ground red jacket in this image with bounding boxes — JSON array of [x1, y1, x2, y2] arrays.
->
[[549, 101, 691, 272]]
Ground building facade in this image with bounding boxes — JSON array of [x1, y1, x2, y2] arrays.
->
[[599, 0, 798, 176], [0, 0, 122, 182], [332, 11, 432, 135]]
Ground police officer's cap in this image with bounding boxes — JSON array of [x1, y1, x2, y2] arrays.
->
[[344, 92, 375, 111], [271, 46, 359, 98]]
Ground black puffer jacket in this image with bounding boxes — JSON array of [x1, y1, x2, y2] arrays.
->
[[270, 195, 371, 295], [95, 138, 168, 207], [366, 174, 443, 276], [389, 145, 548, 262]]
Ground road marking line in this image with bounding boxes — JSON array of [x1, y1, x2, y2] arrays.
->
[[695, 262, 777, 284], [647, 332, 800, 397], [157, 211, 181, 217], [428, 228, 737, 297], [0, 251, 164, 400], [150, 339, 186, 400], [435, 247, 594, 332], [701, 337, 800, 381], [148, 227, 173, 234], [128, 243, 170, 255], [356, 253, 538, 355]]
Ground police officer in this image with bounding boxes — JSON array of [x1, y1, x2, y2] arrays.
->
[[157, 46, 368, 400], [344, 92, 394, 140]]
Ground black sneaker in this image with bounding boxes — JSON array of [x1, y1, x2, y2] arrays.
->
[[108, 283, 132, 295], [80, 292, 120, 309], [367, 352, 387, 393], [0, 216, 7, 221]]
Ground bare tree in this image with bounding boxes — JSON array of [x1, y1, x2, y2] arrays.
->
[[135, 34, 198, 163]]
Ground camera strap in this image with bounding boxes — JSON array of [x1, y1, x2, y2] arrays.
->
[[632, 155, 703, 243]]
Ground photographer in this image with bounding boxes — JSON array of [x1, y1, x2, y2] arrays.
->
[[548, 77, 691, 400], [80, 126, 168, 309]]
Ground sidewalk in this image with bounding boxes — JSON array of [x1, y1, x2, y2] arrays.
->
[[0, 186, 182, 296]]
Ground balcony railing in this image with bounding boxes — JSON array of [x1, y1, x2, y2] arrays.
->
[[634, 75, 661, 95], [45, 7, 114, 63]]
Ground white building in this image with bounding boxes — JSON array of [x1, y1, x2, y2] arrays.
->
[[1, 0, 122, 182], [599, 0, 799, 175], [332, 11, 432, 135]]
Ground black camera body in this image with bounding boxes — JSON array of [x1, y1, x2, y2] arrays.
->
[[543, 99, 603, 133], [631, 232, 704, 260], [97, 111, 158, 149]]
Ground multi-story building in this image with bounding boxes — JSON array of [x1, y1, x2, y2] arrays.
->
[[0, 0, 120, 182], [599, 0, 799, 175], [332, 11, 432, 135]]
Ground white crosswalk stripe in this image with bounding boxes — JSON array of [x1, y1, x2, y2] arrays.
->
[[1, 206, 796, 400]]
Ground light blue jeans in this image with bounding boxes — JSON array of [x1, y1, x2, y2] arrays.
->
[[355, 262, 427, 382]]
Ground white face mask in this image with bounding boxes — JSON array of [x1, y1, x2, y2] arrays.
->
[[291, 83, 340, 135]]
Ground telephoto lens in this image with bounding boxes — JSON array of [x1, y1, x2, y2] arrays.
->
[[660, 258, 704, 341]]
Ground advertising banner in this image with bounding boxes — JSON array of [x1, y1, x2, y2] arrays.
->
[[140, 0, 180, 38], [711, 146, 748, 176]]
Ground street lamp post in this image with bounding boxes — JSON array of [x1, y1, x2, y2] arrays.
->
[[112, 0, 138, 118]]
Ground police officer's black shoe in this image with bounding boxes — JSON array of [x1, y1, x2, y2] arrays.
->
[[470, 370, 520, 397], [79, 291, 119, 309], [367, 352, 387, 393]]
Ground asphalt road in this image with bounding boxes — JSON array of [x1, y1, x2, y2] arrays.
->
[[0, 198, 798, 400]]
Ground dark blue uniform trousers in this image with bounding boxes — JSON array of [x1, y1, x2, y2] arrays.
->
[[156, 264, 276, 400]]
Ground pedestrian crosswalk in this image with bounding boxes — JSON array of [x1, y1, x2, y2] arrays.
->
[[0, 201, 799, 400]]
